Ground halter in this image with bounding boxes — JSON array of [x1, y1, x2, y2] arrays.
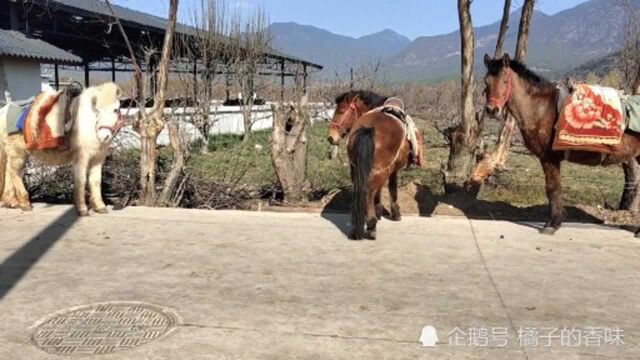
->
[[330, 101, 360, 134], [97, 113, 126, 137], [488, 70, 513, 110]]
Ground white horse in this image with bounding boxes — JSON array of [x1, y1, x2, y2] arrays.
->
[[0, 82, 124, 216]]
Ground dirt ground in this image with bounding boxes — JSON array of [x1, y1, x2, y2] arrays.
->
[[261, 181, 640, 229]]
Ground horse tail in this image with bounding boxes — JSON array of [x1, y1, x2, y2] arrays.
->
[[351, 127, 375, 240]]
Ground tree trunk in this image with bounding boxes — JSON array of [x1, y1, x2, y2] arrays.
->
[[445, 0, 481, 194], [138, 0, 179, 206], [158, 115, 188, 207], [140, 131, 159, 206], [241, 100, 254, 143], [241, 74, 255, 143], [271, 98, 310, 203], [494, 0, 511, 57], [466, 0, 534, 193], [620, 159, 640, 212]]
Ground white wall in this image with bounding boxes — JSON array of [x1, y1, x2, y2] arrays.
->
[[113, 103, 335, 149], [0, 57, 42, 101]]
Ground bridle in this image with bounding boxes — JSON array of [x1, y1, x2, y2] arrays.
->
[[96, 110, 126, 140], [330, 101, 360, 135], [488, 69, 514, 110]]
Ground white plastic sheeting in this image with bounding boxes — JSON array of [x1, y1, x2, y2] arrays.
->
[[113, 102, 335, 149]]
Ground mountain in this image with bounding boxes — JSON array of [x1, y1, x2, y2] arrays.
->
[[269, 0, 638, 83], [268, 22, 411, 75], [386, 0, 637, 82], [568, 51, 622, 79]]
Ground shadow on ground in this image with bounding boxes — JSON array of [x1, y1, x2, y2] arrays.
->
[[321, 183, 603, 236], [0, 207, 77, 299]]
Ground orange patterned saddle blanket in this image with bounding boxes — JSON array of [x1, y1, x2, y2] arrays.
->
[[553, 84, 624, 154], [23, 89, 75, 151]]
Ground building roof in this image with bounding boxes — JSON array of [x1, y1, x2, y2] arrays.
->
[[0, 29, 83, 64], [49, 0, 198, 36], [42, 0, 322, 70]]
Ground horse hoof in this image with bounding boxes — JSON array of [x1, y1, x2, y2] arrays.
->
[[19, 204, 33, 212], [77, 209, 89, 217], [635, 230, 640, 238], [390, 213, 401, 222], [94, 207, 109, 215], [366, 230, 377, 240], [539, 227, 557, 235]]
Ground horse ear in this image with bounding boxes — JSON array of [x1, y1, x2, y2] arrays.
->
[[502, 53, 511, 67], [484, 53, 491, 68]]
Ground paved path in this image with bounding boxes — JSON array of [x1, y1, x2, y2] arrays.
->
[[1, 204, 639, 359]]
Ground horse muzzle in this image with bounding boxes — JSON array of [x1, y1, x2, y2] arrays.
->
[[485, 104, 505, 121], [97, 127, 114, 144]]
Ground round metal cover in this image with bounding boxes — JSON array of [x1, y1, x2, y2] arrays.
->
[[30, 301, 178, 356]]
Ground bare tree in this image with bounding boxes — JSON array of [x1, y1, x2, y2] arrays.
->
[[180, 0, 234, 153], [444, 0, 481, 193], [271, 95, 310, 203], [466, 0, 535, 190], [494, 0, 512, 57], [227, 7, 270, 143], [105, 0, 185, 206]]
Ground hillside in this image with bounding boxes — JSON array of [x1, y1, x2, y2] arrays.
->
[[270, 0, 638, 82], [269, 22, 411, 76]]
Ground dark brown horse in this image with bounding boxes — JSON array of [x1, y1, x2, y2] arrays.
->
[[483, 53, 640, 236], [328, 90, 425, 240]]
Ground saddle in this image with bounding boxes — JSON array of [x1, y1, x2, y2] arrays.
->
[[22, 84, 81, 151], [379, 97, 423, 167]]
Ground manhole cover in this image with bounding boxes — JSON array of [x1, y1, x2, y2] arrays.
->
[[30, 301, 178, 356]]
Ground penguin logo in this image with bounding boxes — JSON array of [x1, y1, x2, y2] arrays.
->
[[419, 326, 438, 347]]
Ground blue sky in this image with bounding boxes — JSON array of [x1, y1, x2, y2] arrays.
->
[[113, 0, 590, 40]]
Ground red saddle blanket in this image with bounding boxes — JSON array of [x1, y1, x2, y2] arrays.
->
[[23, 90, 68, 151], [553, 84, 624, 154]]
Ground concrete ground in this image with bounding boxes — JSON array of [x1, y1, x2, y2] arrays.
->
[[0, 204, 639, 359]]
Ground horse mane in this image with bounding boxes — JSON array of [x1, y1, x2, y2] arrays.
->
[[487, 58, 553, 89], [335, 90, 388, 108]]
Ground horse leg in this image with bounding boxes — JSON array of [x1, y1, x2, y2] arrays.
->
[[540, 156, 565, 235], [366, 173, 388, 240], [89, 159, 108, 214], [388, 170, 401, 221], [374, 189, 383, 219], [73, 156, 90, 216], [6, 146, 31, 211]]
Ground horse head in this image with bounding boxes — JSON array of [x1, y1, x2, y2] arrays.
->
[[82, 83, 124, 144], [328, 91, 368, 145], [483, 53, 514, 120]]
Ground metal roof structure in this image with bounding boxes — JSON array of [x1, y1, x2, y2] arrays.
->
[[0, 29, 82, 64], [0, 0, 322, 71]]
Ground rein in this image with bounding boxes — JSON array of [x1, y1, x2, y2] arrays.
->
[[489, 70, 514, 109]]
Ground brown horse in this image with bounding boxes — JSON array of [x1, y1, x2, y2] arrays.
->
[[328, 90, 425, 240], [483, 53, 640, 236]]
